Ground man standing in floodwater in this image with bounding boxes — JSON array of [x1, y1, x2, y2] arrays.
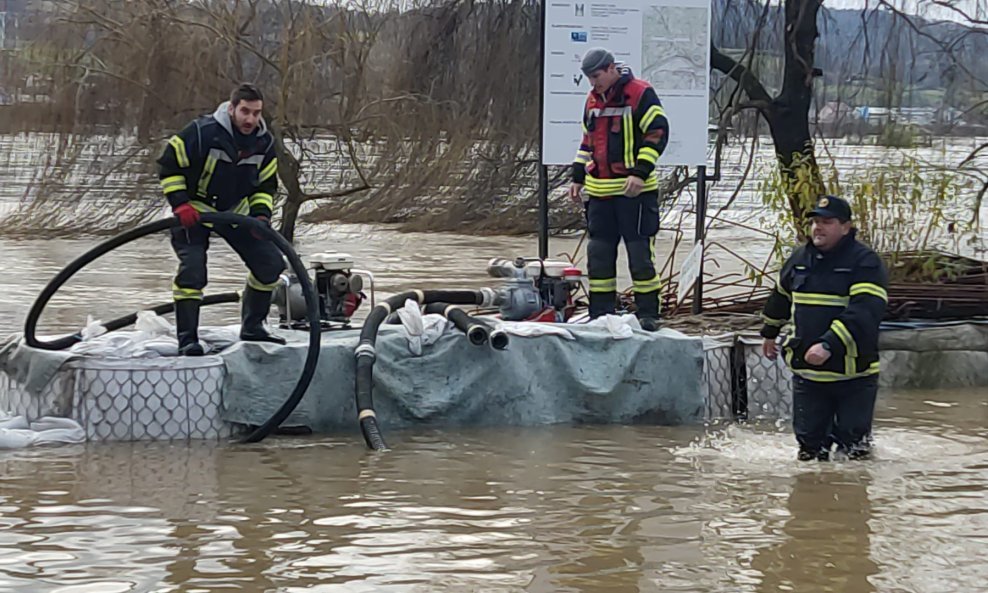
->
[[568, 48, 669, 330], [158, 83, 285, 356], [760, 196, 889, 461]]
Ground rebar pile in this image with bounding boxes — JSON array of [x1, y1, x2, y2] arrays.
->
[[667, 252, 988, 322]]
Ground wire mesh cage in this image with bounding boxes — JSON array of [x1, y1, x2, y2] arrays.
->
[[1, 358, 234, 441]]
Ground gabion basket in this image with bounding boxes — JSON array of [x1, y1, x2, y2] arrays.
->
[[1, 357, 234, 441]]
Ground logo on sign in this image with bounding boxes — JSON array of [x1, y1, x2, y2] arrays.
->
[[571, 31, 587, 42]]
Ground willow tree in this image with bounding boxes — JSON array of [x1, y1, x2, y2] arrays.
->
[[711, 0, 826, 230]]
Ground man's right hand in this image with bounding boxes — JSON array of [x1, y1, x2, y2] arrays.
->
[[173, 203, 200, 229], [762, 338, 778, 360], [568, 182, 584, 204]]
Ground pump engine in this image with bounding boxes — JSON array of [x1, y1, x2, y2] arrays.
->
[[273, 253, 373, 330], [486, 257, 584, 322]]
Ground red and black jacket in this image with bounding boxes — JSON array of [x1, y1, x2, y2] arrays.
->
[[572, 67, 670, 198]]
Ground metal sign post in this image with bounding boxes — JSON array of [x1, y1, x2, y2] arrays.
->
[[537, 0, 549, 261], [692, 164, 708, 314]]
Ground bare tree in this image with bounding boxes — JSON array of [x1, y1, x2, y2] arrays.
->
[[1, 0, 984, 250], [711, 0, 827, 233]]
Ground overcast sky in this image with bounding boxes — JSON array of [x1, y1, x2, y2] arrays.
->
[[825, 0, 987, 24]]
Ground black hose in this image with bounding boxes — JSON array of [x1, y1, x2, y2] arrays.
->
[[481, 318, 510, 351], [423, 303, 489, 346], [22, 213, 321, 444], [354, 288, 499, 450], [21, 292, 242, 351]]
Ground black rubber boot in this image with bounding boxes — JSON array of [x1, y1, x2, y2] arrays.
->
[[240, 286, 286, 344], [635, 291, 661, 331], [588, 291, 617, 319], [639, 317, 662, 332], [798, 447, 830, 462], [175, 299, 204, 356]]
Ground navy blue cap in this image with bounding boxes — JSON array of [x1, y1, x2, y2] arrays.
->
[[807, 195, 852, 222]]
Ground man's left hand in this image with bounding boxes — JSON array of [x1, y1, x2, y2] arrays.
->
[[804, 343, 832, 366], [251, 215, 271, 241], [623, 176, 645, 198]]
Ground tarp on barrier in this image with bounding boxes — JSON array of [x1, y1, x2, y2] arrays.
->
[[2, 315, 712, 433], [222, 322, 709, 431]]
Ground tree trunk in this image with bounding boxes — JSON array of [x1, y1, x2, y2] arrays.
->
[[773, 0, 826, 234], [711, 0, 825, 238], [273, 135, 304, 244], [137, 15, 160, 145], [280, 197, 303, 244], [767, 107, 825, 231]]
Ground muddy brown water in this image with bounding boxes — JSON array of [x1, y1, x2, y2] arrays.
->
[[2, 136, 987, 592], [1, 389, 986, 592]]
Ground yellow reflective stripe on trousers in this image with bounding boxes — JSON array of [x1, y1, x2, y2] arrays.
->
[[196, 154, 218, 198], [172, 284, 202, 301], [792, 292, 849, 307], [585, 174, 659, 197], [850, 282, 888, 302], [249, 192, 274, 211], [259, 158, 278, 182], [622, 109, 634, 169], [632, 276, 662, 293], [637, 146, 659, 165], [160, 175, 186, 194], [169, 136, 190, 168], [830, 319, 858, 375], [589, 278, 617, 293], [247, 272, 278, 292]]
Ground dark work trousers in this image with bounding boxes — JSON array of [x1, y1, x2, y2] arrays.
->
[[171, 223, 285, 297], [586, 190, 661, 319], [792, 374, 879, 457]]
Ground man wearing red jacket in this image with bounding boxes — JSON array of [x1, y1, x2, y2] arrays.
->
[[569, 48, 669, 329]]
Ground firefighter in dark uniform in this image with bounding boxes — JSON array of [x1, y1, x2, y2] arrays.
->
[[568, 48, 669, 330], [158, 83, 285, 356], [760, 196, 889, 461]]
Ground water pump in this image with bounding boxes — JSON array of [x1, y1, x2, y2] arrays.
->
[[273, 252, 374, 330], [486, 257, 584, 322]]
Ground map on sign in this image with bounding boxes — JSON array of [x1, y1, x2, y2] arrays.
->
[[641, 6, 709, 92]]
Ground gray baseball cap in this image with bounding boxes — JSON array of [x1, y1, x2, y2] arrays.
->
[[581, 48, 615, 75]]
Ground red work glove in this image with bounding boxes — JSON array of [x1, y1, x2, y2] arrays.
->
[[173, 203, 200, 229], [250, 215, 270, 240]]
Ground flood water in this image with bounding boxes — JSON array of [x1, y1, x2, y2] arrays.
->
[[2, 136, 988, 592], [1, 388, 986, 592]]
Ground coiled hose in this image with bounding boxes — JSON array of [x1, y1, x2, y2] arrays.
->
[[22, 213, 321, 444], [355, 288, 499, 450], [23, 292, 241, 351]]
